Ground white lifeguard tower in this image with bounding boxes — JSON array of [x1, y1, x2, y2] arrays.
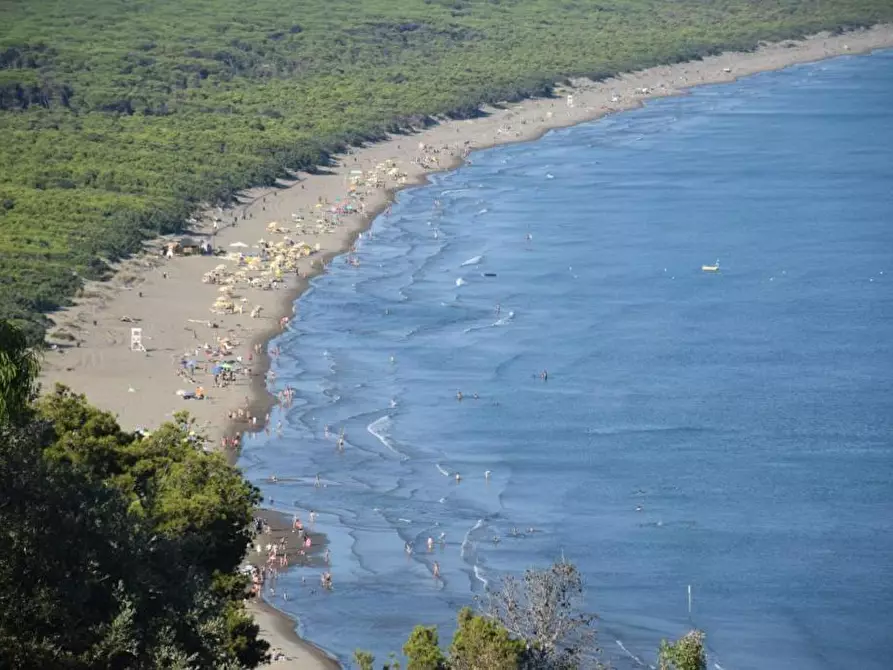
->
[[130, 327, 147, 352]]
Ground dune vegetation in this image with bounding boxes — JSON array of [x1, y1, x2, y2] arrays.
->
[[2, 0, 891, 341]]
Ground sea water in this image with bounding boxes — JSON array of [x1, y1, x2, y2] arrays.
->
[[239, 50, 893, 669]]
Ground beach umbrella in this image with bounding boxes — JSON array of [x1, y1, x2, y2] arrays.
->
[[229, 241, 249, 248], [215, 264, 228, 271], [211, 365, 223, 374]]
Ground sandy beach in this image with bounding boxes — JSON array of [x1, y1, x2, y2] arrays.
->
[[38, 25, 893, 669], [245, 510, 340, 670]]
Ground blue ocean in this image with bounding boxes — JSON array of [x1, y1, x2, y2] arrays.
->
[[239, 50, 893, 669]]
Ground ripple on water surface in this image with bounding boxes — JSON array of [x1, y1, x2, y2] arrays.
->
[[240, 50, 893, 670]]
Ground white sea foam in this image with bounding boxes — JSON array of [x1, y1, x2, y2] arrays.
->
[[473, 565, 488, 588], [494, 310, 515, 326], [435, 463, 451, 477], [462, 310, 515, 334], [461, 255, 483, 267], [455, 277, 466, 287], [461, 518, 485, 560], [367, 415, 408, 460], [615, 640, 648, 667]]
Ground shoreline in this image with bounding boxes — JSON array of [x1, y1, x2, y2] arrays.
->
[[246, 509, 341, 670], [37, 25, 893, 669]]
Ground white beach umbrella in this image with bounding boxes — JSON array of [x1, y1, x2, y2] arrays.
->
[[229, 241, 249, 248]]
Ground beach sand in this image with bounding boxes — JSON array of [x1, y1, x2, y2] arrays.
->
[[248, 600, 339, 670], [37, 25, 893, 669], [246, 510, 339, 670]]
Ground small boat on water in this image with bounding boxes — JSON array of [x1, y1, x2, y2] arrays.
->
[[702, 260, 720, 273]]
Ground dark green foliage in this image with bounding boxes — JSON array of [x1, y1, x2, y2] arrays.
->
[[403, 625, 447, 669], [355, 649, 378, 670], [449, 607, 525, 670], [36, 385, 262, 575], [2, 0, 892, 341], [356, 605, 537, 669], [658, 630, 707, 670], [0, 320, 39, 423], [0, 327, 268, 667], [0, 418, 262, 669]]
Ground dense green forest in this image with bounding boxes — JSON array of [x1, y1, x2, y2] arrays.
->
[[0, 321, 267, 668], [2, 0, 891, 341]]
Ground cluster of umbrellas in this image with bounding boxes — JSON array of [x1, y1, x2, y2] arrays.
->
[[348, 159, 407, 190], [203, 231, 321, 314], [198, 158, 410, 316], [211, 361, 238, 375]]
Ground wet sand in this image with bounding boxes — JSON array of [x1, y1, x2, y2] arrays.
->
[[246, 509, 339, 669], [37, 25, 893, 670]]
